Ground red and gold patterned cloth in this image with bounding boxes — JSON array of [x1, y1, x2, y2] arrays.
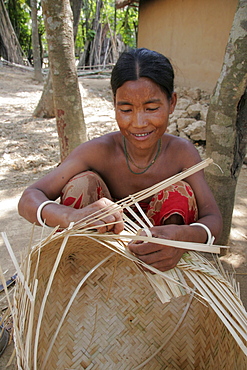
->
[[60, 171, 198, 226]]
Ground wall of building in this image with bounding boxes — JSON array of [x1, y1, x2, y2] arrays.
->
[[137, 0, 238, 92]]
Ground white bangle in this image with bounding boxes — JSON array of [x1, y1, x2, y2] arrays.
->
[[190, 223, 215, 245], [36, 200, 56, 228]]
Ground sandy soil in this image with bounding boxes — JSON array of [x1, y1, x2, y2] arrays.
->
[[0, 63, 246, 367]]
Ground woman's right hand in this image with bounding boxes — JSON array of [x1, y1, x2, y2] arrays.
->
[[41, 197, 124, 234], [72, 197, 124, 234]]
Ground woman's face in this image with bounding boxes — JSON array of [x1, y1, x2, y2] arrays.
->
[[115, 77, 177, 149]]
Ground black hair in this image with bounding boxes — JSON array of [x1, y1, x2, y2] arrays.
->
[[110, 48, 174, 99]]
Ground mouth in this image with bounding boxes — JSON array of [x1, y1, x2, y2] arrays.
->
[[131, 131, 153, 138]]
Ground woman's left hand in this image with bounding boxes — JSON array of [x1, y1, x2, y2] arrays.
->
[[128, 225, 186, 272]]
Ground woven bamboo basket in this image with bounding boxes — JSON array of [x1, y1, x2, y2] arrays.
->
[[2, 160, 247, 369], [5, 231, 247, 370]]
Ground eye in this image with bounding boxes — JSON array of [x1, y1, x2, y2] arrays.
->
[[146, 107, 159, 112], [120, 108, 132, 113]]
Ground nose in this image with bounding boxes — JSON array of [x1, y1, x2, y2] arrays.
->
[[132, 112, 148, 128]]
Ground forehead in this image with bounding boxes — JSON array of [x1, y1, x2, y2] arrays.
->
[[115, 77, 167, 102]]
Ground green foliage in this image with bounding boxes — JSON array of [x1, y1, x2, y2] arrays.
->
[[6, 0, 32, 55], [115, 5, 138, 47], [5, 0, 138, 61], [102, 0, 138, 48], [75, 0, 138, 54], [75, 0, 96, 54], [5, 0, 46, 60]]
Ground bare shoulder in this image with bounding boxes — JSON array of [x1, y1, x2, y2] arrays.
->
[[164, 134, 202, 169], [65, 132, 120, 165]]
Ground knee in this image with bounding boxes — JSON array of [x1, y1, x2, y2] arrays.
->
[[60, 171, 111, 208]]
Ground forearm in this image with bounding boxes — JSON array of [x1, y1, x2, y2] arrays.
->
[[173, 213, 223, 245], [18, 189, 124, 233], [190, 214, 223, 244], [18, 188, 75, 228]]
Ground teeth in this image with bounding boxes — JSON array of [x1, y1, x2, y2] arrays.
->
[[134, 133, 149, 137]]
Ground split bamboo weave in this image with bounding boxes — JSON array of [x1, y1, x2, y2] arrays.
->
[[2, 159, 247, 369]]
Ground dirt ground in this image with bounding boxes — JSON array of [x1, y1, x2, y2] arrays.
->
[[0, 64, 246, 367]]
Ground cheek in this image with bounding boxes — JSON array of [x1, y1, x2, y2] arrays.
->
[[153, 112, 169, 126], [116, 112, 130, 127]]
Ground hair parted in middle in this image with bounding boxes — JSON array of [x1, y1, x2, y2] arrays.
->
[[111, 48, 174, 99]]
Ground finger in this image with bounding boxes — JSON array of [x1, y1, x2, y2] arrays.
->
[[85, 220, 105, 232], [150, 260, 178, 272], [107, 207, 124, 234], [97, 218, 113, 233], [98, 223, 109, 233], [148, 249, 186, 272], [128, 242, 161, 256], [136, 250, 165, 265], [113, 221, 124, 234], [93, 198, 124, 234], [134, 253, 177, 273], [98, 213, 124, 234], [102, 210, 124, 234], [150, 257, 177, 271]]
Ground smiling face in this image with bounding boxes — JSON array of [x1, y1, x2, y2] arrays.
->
[[115, 77, 177, 150]]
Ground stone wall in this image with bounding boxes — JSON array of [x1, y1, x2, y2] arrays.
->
[[167, 87, 210, 158]]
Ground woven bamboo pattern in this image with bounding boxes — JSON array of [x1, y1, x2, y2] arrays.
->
[[2, 159, 247, 369], [7, 234, 247, 369]]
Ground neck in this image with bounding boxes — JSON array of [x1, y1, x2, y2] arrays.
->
[[123, 136, 162, 175], [126, 138, 159, 159]]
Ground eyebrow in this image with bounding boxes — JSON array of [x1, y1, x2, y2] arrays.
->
[[116, 101, 133, 106], [145, 99, 162, 104], [116, 99, 161, 106]]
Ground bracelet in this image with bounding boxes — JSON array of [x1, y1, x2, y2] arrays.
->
[[190, 223, 215, 245], [36, 200, 56, 228]]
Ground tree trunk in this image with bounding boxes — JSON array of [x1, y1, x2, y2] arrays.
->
[[31, 0, 43, 82], [78, 0, 104, 67], [34, 0, 82, 120], [70, 0, 83, 41], [89, 0, 103, 67], [205, 0, 247, 245], [41, 0, 87, 161], [33, 70, 55, 118], [0, 0, 24, 64]]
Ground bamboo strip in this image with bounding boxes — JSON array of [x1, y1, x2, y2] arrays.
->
[[183, 270, 247, 355], [195, 273, 247, 337], [1, 232, 34, 302], [133, 201, 153, 227], [73, 159, 213, 229], [41, 253, 114, 370], [0, 266, 24, 365], [74, 231, 224, 253], [133, 291, 195, 369], [33, 233, 71, 370]]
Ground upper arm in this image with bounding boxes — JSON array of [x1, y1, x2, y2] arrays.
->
[[175, 139, 221, 219], [25, 138, 107, 200]]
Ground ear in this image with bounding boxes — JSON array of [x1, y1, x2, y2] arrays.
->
[[169, 92, 177, 114]]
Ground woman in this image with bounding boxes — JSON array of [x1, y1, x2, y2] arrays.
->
[[18, 48, 222, 272]]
